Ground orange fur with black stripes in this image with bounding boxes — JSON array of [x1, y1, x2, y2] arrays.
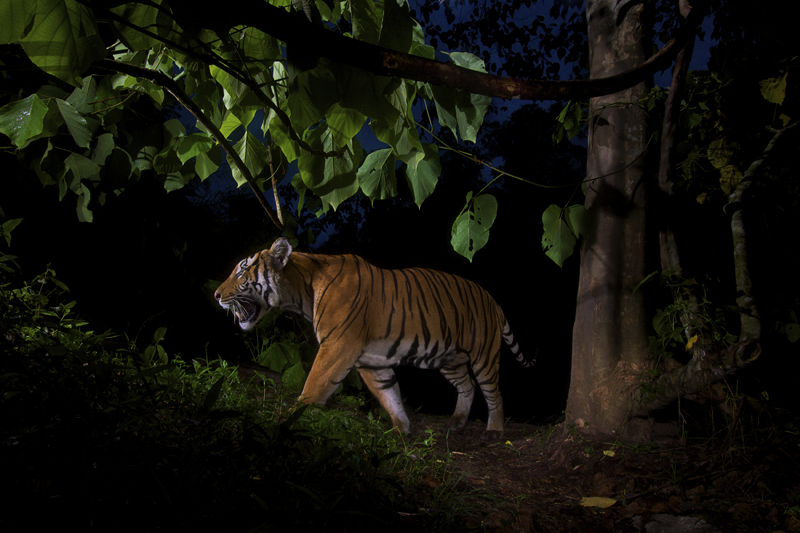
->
[[215, 238, 533, 439]]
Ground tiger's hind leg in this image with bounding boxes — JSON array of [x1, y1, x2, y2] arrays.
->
[[473, 353, 504, 441], [439, 352, 476, 431], [357, 367, 410, 434]]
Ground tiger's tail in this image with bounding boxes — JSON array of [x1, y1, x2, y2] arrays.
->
[[502, 320, 535, 368]]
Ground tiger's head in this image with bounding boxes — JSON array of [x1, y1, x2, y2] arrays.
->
[[214, 238, 293, 330]]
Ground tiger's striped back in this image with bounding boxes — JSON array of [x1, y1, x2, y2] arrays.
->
[[215, 238, 533, 439]]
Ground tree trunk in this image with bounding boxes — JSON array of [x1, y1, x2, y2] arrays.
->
[[565, 0, 654, 436]]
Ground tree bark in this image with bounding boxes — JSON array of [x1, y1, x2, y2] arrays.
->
[[566, 0, 653, 436]]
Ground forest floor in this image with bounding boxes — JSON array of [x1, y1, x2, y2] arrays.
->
[[404, 406, 800, 533]]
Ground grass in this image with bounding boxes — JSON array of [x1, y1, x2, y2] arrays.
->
[[0, 267, 477, 532]]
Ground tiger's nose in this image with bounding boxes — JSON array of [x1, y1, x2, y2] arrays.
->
[[214, 289, 221, 301]]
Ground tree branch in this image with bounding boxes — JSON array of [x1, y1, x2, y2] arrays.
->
[[160, 0, 705, 101], [658, 0, 696, 275], [655, 0, 710, 354], [632, 338, 761, 417]]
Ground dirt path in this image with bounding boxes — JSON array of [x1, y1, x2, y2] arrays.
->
[[410, 413, 800, 532]]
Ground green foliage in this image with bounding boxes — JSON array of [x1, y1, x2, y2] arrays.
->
[[552, 100, 585, 144], [0, 207, 22, 247], [636, 271, 738, 365], [541, 203, 587, 268], [0, 264, 466, 530], [1, 0, 496, 259], [677, 69, 795, 204], [450, 191, 497, 263], [760, 72, 788, 106]]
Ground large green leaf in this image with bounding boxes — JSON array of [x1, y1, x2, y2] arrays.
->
[[351, 0, 382, 44], [110, 0, 176, 52], [33, 140, 63, 186], [450, 51, 487, 73], [102, 147, 135, 185], [404, 143, 440, 208], [65, 152, 101, 186], [358, 148, 397, 204], [1, 218, 23, 247], [291, 172, 308, 215], [134, 144, 159, 172], [19, 0, 106, 86], [0, 94, 48, 148], [66, 74, 97, 114], [297, 126, 363, 212], [410, 17, 435, 59], [455, 91, 491, 144], [151, 119, 186, 176], [154, 149, 182, 176], [56, 99, 91, 148], [92, 133, 115, 166], [287, 64, 340, 136], [378, 0, 414, 53], [163, 166, 193, 192], [325, 103, 366, 146], [76, 182, 93, 222], [451, 193, 498, 262], [195, 149, 221, 181], [228, 131, 271, 188], [236, 25, 280, 68], [330, 62, 397, 120], [269, 107, 301, 162], [542, 205, 577, 268], [566, 204, 589, 239], [219, 112, 243, 140], [0, 0, 35, 44], [430, 52, 490, 143], [177, 133, 214, 164], [114, 74, 166, 108], [259, 342, 301, 372], [282, 362, 307, 391], [370, 115, 422, 165]]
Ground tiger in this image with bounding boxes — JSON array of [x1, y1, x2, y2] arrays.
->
[[214, 237, 534, 439]]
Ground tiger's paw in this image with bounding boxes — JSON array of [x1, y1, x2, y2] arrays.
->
[[480, 430, 503, 442], [448, 414, 468, 431]]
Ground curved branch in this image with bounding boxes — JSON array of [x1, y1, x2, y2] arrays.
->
[[633, 339, 761, 416], [96, 58, 284, 230], [161, 0, 705, 101]]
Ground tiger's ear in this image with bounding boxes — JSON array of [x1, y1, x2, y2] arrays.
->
[[268, 237, 292, 270]]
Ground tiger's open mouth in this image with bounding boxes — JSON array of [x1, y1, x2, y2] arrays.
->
[[234, 301, 258, 325]]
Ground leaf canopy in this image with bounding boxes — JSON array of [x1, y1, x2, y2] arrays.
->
[[0, 0, 497, 258]]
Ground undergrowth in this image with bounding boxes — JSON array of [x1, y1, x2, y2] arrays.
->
[[0, 261, 468, 531]]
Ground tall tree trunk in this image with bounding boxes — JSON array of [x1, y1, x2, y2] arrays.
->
[[566, 0, 653, 436]]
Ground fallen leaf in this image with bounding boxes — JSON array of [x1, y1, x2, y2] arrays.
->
[[581, 497, 617, 508]]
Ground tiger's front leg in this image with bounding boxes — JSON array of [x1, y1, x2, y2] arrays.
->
[[298, 344, 360, 407], [356, 367, 410, 434]]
